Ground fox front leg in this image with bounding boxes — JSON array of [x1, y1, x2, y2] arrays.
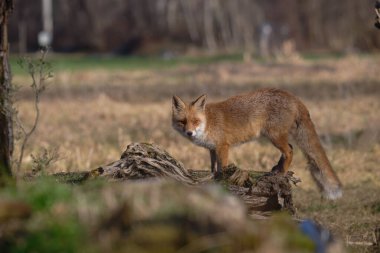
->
[[209, 149, 216, 173], [214, 144, 229, 179]]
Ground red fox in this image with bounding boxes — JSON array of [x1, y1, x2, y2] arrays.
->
[[172, 88, 342, 200]]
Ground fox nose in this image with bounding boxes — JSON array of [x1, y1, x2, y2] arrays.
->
[[186, 131, 193, 137]]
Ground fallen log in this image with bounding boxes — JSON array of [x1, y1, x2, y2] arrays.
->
[[54, 142, 299, 216]]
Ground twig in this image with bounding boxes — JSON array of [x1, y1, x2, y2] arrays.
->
[[346, 234, 377, 247], [15, 48, 51, 175], [346, 241, 374, 247]]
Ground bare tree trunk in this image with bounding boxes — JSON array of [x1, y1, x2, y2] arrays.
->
[[227, 1, 242, 49], [203, 0, 217, 52], [18, 20, 27, 53], [180, 0, 200, 42], [259, 23, 272, 59], [0, 0, 14, 179], [241, 0, 255, 62], [167, 0, 179, 35], [213, 0, 233, 50]]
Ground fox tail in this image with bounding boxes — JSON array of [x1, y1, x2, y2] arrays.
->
[[292, 107, 342, 200]]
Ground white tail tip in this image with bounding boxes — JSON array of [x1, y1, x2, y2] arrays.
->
[[324, 187, 343, 200]]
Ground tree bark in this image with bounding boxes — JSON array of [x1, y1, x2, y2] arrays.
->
[[0, 0, 13, 179]]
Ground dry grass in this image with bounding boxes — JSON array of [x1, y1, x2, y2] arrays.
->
[[13, 54, 380, 252]]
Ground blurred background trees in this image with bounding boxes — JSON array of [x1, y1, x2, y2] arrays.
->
[[7, 0, 380, 56]]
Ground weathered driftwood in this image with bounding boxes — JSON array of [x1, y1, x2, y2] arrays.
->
[[86, 143, 299, 216], [95, 142, 196, 185]]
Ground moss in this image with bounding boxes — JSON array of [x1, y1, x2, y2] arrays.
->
[[11, 219, 89, 253], [53, 171, 90, 184]]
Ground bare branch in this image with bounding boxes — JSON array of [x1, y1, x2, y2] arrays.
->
[[14, 48, 52, 175]]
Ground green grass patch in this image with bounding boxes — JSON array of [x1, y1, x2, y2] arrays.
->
[[0, 178, 97, 253], [2, 177, 73, 211], [11, 218, 87, 253], [10, 53, 243, 75], [10, 52, 380, 76]]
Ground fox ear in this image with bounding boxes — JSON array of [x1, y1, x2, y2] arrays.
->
[[172, 95, 186, 113], [191, 94, 207, 111]]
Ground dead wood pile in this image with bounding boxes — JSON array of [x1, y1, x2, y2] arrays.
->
[[83, 142, 299, 216]]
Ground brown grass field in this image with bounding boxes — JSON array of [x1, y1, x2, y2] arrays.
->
[[13, 54, 380, 252]]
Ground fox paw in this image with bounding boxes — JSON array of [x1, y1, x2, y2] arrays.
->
[[213, 171, 223, 181], [271, 165, 284, 174]]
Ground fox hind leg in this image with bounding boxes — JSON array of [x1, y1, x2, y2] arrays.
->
[[269, 135, 293, 173], [272, 155, 285, 173]]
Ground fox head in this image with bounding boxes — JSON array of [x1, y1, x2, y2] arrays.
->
[[172, 94, 207, 139]]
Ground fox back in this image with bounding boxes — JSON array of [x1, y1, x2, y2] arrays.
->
[[172, 89, 300, 147]]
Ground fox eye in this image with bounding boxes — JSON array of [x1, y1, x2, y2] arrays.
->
[[177, 120, 186, 126]]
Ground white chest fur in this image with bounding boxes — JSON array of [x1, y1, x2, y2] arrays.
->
[[191, 122, 215, 149]]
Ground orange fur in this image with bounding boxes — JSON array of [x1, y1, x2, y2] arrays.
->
[[172, 88, 342, 199]]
